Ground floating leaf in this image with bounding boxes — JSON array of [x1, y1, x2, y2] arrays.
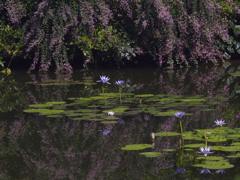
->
[[101, 121, 118, 124], [121, 144, 153, 150], [155, 132, 180, 136], [46, 101, 66, 105], [135, 94, 154, 98], [184, 144, 205, 148], [193, 161, 234, 169], [162, 149, 176, 152], [201, 109, 215, 111], [39, 110, 64, 115], [139, 152, 161, 157], [196, 156, 225, 161], [46, 115, 62, 118]]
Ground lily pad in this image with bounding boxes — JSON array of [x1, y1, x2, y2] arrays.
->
[[121, 144, 153, 150], [155, 132, 180, 136], [46, 101, 66, 105], [139, 152, 161, 157], [101, 121, 118, 124]]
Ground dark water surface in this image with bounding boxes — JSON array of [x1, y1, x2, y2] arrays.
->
[[1, 61, 240, 179]]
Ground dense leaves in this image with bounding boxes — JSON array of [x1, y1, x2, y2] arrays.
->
[[0, 0, 240, 71]]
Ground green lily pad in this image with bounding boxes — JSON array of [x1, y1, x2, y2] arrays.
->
[[184, 144, 205, 148], [193, 161, 234, 169], [155, 132, 180, 136], [196, 156, 225, 161], [39, 109, 64, 115], [135, 94, 154, 98], [101, 121, 118, 124], [162, 149, 176, 152], [46, 115, 62, 118], [121, 144, 153, 150], [139, 152, 161, 157]]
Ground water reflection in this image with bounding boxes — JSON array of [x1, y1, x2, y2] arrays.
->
[[1, 62, 240, 179]]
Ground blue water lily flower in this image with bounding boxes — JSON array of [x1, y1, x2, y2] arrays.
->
[[199, 147, 212, 156], [200, 168, 211, 174], [115, 80, 124, 86], [215, 119, 226, 126], [102, 130, 111, 135], [174, 111, 185, 118], [215, 169, 225, 174], [176, 168, 186, 174], [96, 75, 111, 84], [117, 120, 125, 124]]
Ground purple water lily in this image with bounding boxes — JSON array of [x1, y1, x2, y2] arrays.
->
[[115, 80, 124, 86], [174, 111, 185, 118], [102, 130, 111, 135], [176, 168, 186, 174], [200, 168, 211, 174], [215, 169, 225, 174], [117, 120, 125, 124], [214, 119, 226, 126], [96, 75, 111, 84], [199, 147, 212, 156]]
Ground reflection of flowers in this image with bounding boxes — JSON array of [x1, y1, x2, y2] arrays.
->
[[108, 111, 114, 116], [215, 119, 226, 126], [117, 120, 125, 124], [115, 80, 124, 86], [96, 75, 111, 84], [199, 147, 212, 156], [102, 130, 111, 135], [200, 168, 211, 174], [174, 112, 185, 118], [215, 169, 225, 174], [176, 168, 186, 174]]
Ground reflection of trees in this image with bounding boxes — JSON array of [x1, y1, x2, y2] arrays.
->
[[1, 66, 238, 179], [0, 75, 26, 113], [222, 61, 240, 101]]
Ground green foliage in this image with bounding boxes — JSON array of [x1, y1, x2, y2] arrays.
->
[[72, 26, 135, 64], [0, 21, 23, 68]]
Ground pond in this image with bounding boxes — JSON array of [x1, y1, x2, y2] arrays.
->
[[1, 61, 240, 179]]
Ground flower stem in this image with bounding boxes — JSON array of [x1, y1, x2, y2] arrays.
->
[[119, 86, 122, 104], [179, 120, 184, 147], [102, 84, 107, 105]]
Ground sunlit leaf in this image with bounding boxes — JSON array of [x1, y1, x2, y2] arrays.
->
[[139, 152, 161, 157], [155, 132, 180, 136], [121, 144, 153, 150]]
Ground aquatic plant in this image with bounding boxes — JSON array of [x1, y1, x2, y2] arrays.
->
[[174, 111, 185, 146], [108, 111, 114, 116], [97, 75, 110, 105], [175, 168, 186, 174], [96, 76, 111, 84], [214, 119, 227, 126], [151, 132, 155, 141], [102, 130, 111, 135], [199, 147, 212, 157], [174, 112, 185, 118], [215, 169, 225, 174], [115, 80, 124, 104], [200, 168, 211, 174], [115, 80, 124, 86]]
